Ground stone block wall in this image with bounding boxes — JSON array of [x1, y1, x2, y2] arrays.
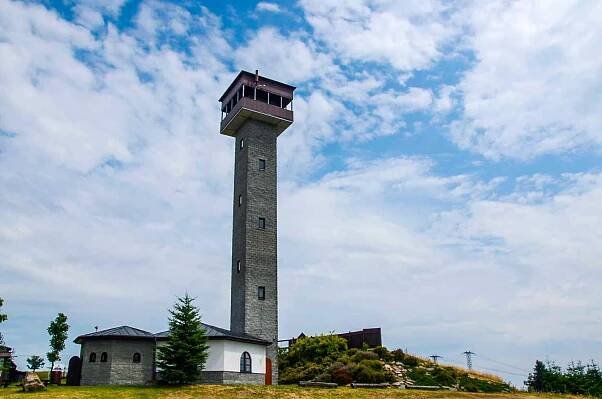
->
[[229, 118, 279, 384], [201, 370, 265, 384], [79, 339, 154, 385]]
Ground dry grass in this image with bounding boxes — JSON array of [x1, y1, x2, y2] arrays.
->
[[435, 363, 504, 383], [0, 385, 587, 399]]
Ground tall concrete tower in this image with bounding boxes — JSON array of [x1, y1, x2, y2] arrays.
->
[[219, 70, 294, 384]]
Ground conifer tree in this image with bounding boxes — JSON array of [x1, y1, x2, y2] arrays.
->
[[157, 293, 209, 384]]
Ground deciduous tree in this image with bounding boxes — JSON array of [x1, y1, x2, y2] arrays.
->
[[27, 355, 45, 372], [47, 313, 69, 380]]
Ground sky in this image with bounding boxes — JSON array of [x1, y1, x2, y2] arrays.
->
[[1, 0, 601, 388]]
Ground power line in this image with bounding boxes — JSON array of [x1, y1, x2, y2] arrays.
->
[[478, 365, 528, 378], [477, 353, 531, 373]]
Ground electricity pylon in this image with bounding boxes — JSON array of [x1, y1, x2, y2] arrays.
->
[[463, 351, 476, 370]]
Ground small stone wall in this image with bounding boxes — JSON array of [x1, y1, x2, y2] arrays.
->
[[201, 371, 264, 384]]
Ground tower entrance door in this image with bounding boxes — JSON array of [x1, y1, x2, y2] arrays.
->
[[265, 358, 272, 385]]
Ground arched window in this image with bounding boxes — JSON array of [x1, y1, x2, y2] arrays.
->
[[132, 353, 141, 363], [89, 352, 96, 363], [240, 352, 252, 373], [100, 352, 108, 362]]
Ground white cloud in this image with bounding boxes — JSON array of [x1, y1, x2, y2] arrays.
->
[[452, 0, 602, 159], [299, 0, 457, 71], [233, 27, 335, 83], [74, 0, 126, 29], [256, 2, 281, 13], [0, 0, 236, 350]]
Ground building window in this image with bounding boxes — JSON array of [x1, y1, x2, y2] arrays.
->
[[258, 159, 266, 171], [240, 352, 252, 373], [258, 217, 266, 230], [240, 138, 244, 149], [237, 260, 241, 273], [89, 353, 96, 363], [258, 286, 265, 300], [100, 352, 108, 363], [238, 194, 243, 207], [132, 353, 141, 363]]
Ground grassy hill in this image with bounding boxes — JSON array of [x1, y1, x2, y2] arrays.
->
[[278, 335, 514, 393], [0, 385, 585, 399]]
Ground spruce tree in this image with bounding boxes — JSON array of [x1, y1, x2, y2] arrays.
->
[[157, 293, 209, 384]]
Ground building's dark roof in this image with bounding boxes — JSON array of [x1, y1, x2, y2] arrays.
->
[[75, 323, 269, 346], [155, 323, 269, 345], [74, 326, 154, 343]]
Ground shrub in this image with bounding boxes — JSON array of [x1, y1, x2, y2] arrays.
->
[[461, 377, 480, 392], [279, 362, 322, 384], [408, 368, 439, 386], [351, 350, 379, 363], [403, 354, 420, 367], [351, 360, 395, 383], [431, 367, 456, 386], [390, 349, 405, 362], [373, 346, 392, 361], [286, 335, 348, 365], [330, 364, 353, 386]]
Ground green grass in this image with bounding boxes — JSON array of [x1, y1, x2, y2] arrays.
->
[[0, 385, 588, 399]]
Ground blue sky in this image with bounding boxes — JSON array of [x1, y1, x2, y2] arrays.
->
[[1, 0, 601, 387]]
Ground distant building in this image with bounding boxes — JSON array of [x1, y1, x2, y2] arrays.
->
[[0, 346, 21, 385], [75, 70, 295, 386]]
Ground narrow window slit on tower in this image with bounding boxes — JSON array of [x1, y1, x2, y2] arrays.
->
[[238, 194, 243, 206], [258, 286, 265, 300], [259, 159, 266, 170], [240, 138, 244, 149], [258, 217, 266, 229], [237, 260, 241, 273]]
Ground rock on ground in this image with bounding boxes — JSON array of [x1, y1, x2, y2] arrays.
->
[[23, 372, 46, 392]]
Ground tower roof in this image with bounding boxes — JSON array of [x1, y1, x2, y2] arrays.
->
[[218, 70, 295, 103]]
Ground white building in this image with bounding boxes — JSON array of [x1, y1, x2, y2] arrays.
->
[[76, 324, 269, 385]]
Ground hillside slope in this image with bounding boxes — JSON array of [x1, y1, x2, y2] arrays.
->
[[278, 335, 513, 393]]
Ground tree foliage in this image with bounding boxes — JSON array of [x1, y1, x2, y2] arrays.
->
[[0, 297, 6, 346], [47, 313, 69, 375], [157, 294, 209, 385], [0, 298, 6, 324], [27, 355, 45, 372], [526, 359, 602, 396]]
